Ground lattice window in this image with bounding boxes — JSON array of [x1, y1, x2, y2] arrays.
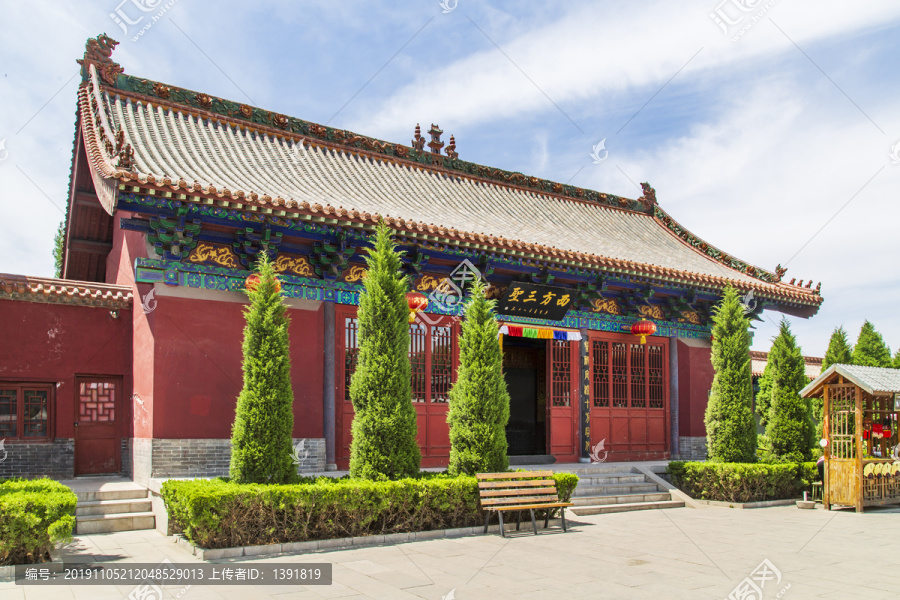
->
[[77, 382, 116, 424], [827, 384, 856, 459], [343, 317, 359, 402], [592, 341, 609, 407], [611, 342, 628, 407], [0, 384, 51, 440], [430, 325, 452, 403], [550, 340, 571, 407], [630, 344, 646, 408], [648, 345, 665, 409], [410, 323, 427, 403]]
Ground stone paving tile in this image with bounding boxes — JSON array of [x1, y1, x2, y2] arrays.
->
[[8, 504, 900, 598]]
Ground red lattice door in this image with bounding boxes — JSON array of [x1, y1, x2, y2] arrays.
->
[[547, 340, 578, 462], [74, 377, 121, 475], [589, 332, 669, 461]]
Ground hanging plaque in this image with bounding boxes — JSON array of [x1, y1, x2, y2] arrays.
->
[[495, 282, 573, 321]]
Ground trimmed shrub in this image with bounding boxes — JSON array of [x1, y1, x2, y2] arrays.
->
[[448, 281, 510, 475], [704, 286, 756, 462], [162, 472, 578, 549], [0, 479, 77, 565], [230, 253, 297, 484], [666, 461, 814, 503], [349, 221, 421, 480]]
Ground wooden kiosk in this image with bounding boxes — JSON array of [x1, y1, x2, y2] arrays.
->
[[802, 364, 900, 512]]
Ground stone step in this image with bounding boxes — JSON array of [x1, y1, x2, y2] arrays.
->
[[574, 483, 660, 496], [576, 474, 648, 486], [75, 498, 152, 516], [571, 492, 672, 506], [75, 488, 149, 503], [75, 512, 156, 534], [569, 500, 685, 516]]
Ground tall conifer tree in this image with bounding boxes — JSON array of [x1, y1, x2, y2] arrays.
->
[[349, 221, 421, 480], [766, 319, 814, 461], [229, 253, 297, 484], [704, 287, 757, 462], [822, 326, 853, 370], [851, 321, 892, 368], [447, 281, 510, 476]]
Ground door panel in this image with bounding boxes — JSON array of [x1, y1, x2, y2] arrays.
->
[[74, 377, 121, 475], [547, 340, 577, 461], [588, 332, 670, 461]]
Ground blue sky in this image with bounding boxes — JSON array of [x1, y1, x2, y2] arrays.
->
[[1, 0, 899, 356]]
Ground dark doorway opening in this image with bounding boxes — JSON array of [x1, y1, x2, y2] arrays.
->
[[503, 338, 546, 456]]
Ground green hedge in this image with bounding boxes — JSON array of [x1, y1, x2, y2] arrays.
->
[[0, 478, 77, 565], [667, 462, 817, 503], [162, 472, 579, 549]]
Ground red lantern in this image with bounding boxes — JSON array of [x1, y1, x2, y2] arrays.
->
[[245, 273, 281, 293], [406, 291, 428, 323], [630, 319, 657, 344]]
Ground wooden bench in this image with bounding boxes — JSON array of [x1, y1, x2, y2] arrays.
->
[[477, 471, 574, 537]]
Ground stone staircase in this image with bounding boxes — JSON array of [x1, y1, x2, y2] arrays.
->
[[566, 465, 684, 516], [72, 480, 155, 534]]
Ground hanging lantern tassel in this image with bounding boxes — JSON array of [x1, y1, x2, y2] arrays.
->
[[406, 291, 428, 323], [630, 319, 657, 344]]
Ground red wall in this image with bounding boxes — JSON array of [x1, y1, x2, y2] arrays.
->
[[139, 294, 324, 439], [106, 210, 148, 287], [0, 299, 133, 439], [677, 339, 714, 437]]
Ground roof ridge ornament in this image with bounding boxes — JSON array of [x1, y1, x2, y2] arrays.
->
[[427, 124, 444, 155], [411, 124, 425, 151], [77, 34, 123, 86], [639, 182, 657, 209]]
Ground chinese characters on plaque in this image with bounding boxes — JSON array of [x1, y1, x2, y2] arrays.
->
[[495, 282, 572, 321]]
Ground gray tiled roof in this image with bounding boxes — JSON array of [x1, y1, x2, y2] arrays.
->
[[100, 89, 762, 283], [802, 363, 900, 397]]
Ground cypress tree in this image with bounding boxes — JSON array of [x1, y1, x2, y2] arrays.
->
[[755, 362, 774, 428], [447, 280, 510, 476], [349, 221, 421, 480], [766, 318, 814, 461], [229, 253, 297, 484], [704, 287, 757, 462], [894, 348, 900, 369], [822, 326, 853, 370], [53, 221, 65, 278], [851, 321, 892, 367]]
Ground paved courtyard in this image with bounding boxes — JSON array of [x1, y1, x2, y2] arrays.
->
[[2, 504, 898, 600]]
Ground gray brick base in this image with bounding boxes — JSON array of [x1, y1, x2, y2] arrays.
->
[[0, 439, 74, 479], [678, 436, 708, 461], [132, 438, 326, 486]]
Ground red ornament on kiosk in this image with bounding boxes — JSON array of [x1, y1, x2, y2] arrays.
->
[[630, 319, 657, 344], [406, 291, 428, 323]]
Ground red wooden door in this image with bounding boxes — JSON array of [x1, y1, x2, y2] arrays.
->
[[335, 307, 457, 470], [547, 339, 578, 462], [74, 377, 121, 475], [589, 332, 669, 461]]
